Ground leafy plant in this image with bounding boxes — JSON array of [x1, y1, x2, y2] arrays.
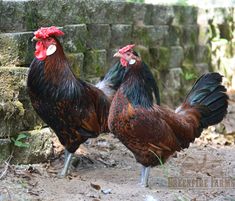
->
[[149, 149, 169, 177], [183, 71, 197, 81], [11, 133, 30, 148]]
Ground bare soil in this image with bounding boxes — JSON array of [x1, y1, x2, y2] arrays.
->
[[0, 129, 235, 201]]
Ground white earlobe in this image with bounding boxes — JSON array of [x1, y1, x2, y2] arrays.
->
[[46, 44, 57, 56], [129, 59, 136, 65]]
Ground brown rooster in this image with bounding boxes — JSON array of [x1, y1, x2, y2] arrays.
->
[[96, 48, 160, 105], [27, 26, 112, 177], [108, 45, 229, 187]]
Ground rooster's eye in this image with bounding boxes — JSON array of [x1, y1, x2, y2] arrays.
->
[[46, 38, 53, 42]]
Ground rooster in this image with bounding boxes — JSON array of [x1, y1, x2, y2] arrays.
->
[[108, 44, 228, 187], [96, 47, 160, 105], [27, 26, 113, 177]]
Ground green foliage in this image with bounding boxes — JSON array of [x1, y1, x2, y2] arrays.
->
[[181, 71, 197, 81], [149, 149, 169, 177], [11, 133, 30, 148]]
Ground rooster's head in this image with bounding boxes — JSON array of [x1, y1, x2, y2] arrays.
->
[[32, 26, 64, 61], [114, 44, 140, 67]]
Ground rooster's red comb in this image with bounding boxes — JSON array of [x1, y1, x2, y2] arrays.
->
[[118, 44, 135, 54], [34, 26, 64, 39]]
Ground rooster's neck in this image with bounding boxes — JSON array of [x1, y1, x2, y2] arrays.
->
[[28, 45, 83, 100], [121, 63, 154, 108]]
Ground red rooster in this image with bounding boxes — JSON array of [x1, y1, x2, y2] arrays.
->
[[108, 45, 228, 187], [27, 26, 112, 177]]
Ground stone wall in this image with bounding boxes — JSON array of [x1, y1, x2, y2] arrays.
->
[[0, 0, 234, 163]]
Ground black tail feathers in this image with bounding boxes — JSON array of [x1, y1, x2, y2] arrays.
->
[[185, 72, 228, 129]]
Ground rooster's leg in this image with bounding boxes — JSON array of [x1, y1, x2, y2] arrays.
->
[[59, 149, 73, 177], [140, 165, 150, 187]]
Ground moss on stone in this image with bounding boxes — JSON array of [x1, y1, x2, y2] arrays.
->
[[173, 5, 198, 25], [181, 25, 198, 46], [132, 26, 151, 47], [14, 100, 25, 116], [66, 53, 84, 78], [24, 1, 39, 31], [150, 46, 171, 71], [84, 50, 107, 79], [164, 25, 181, 46], [11, 128, 53, 164], [0, 67, 43, 138], [0, 139, 11, 164], [0, 32, 34, 67], [135, 45, 151, 67], [159, 47, 171, 69]]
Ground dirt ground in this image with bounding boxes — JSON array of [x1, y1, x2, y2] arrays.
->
[[0, 127, 235, 201]]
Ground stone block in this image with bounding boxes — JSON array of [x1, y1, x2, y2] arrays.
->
[[110, 24, 132, 48], [149, 46, 171, 71], [169, 46, 184, 68], [195, 63, 209, 75], [87, 24, 111, 49], [152, 5, 174, 25], [132, 25, 169, 48], [196, 45, 211, 63], [181, 25, 198, 46], [0, 67, 43, 138], [0, 139, 11, 164], [161, 67, 184, 107], [62, 24, 88, 53], [164, 25, 182, 46], [0, 0, 153, 33], [35, 0, 81, 27], [184, 45, 196, 62], [0, 1, 25, 32], [182, 45, 196, 69], [0, 32, 34, 67], [165, 67, 182, 90], [0, 1, 38, 32], [131, 3, 153, 25], [12, 128, 54, 164], [84, 2, 152, 25], [173, 6, 198, 26], [84, 50, 107, 79], [198, 25, 211, 45], [66, 53, 84, 79]]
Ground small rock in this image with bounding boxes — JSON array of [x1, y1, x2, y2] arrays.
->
[[145, 195, 159, 201], [101, 188, 112, 195]]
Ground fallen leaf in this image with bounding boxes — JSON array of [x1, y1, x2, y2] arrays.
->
[[90, 183, 101, 191]]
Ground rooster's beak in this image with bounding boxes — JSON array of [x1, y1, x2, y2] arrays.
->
[[31, 36, 39, 42], [113, 52, 123, 58]]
